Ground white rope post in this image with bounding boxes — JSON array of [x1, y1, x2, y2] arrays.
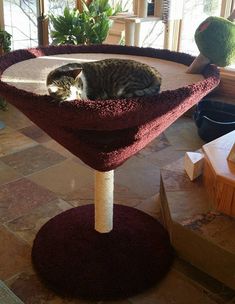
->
[[125, 21, 135, 46], [95, 170, 114, 233], [134, 23, 141, 47], [138, 0, 148, 18]]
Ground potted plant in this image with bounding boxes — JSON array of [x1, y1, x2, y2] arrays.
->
[[49, 0, 121, 45], [0, 29, 12, 54], [0, 29, 11, 117]]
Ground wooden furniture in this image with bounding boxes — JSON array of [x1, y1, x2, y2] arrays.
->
[[203, 131, 235, 217], [228, 142, 235, 162], [37, 16, 49, 47], [160, 151, 235, 290]]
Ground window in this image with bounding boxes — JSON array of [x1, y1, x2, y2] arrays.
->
[[44, 0, 76, 44], [1, 0, 76, 50], [109, 0, 133, 12], [141, 21, 165, 49], [177, 0, 235, 93], [4, 0, 38, 49], [44, 0, 75, 17], [179, 0, 223, 55]]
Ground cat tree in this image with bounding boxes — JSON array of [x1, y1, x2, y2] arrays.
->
[[110, 0, 162, 46], [0, 44, 219, 299]]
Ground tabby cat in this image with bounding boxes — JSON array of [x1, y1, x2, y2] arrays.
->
[[46, 58, 162, 101]]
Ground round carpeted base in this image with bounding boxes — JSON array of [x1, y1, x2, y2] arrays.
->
[[32, 204, 174, 300]]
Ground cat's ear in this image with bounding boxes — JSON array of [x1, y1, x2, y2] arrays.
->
[[70, 68, 82, 79], [62, 68, 82, 79]]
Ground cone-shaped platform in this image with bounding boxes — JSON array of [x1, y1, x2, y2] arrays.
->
[[0, 45, 220, 171]]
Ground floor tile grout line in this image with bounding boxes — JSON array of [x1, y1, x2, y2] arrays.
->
[[2, 222, 33, 248], [1, 194, 62, 226]]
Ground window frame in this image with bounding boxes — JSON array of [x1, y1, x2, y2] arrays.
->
[[169, 0, 235, 98]]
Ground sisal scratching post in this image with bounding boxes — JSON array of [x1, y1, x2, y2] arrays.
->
[[95, 170, 114, 233]]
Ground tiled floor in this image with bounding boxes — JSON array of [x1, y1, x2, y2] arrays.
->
[[0, 104, 234, 304]]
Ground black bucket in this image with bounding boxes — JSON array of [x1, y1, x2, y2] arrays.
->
[[194, 99, 235, 142]]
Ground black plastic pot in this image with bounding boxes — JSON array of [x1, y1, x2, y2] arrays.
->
[[194, 99, 235, 142]]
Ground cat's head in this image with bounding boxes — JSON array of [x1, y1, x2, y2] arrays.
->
[[47, 69, 86, 101]]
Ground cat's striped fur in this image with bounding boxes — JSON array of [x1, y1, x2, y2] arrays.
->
[[46, 58, 162, 101]]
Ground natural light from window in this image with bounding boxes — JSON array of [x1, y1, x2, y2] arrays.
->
[[179, 0, 222, 56]]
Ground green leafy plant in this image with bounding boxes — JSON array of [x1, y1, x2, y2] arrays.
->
[[0, 29, 11, 111], [0, 29, 12, 53], [50, 0, 121, 45], [50, 8, 85, 45]]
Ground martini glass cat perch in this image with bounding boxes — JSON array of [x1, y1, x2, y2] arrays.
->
[[0, 44, 219, 300]]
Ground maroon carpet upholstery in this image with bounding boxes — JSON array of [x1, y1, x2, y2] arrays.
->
[[0, 45, 220, 171], [32, 204, 174, 300]]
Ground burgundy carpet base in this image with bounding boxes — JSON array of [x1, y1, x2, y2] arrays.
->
[[32, 205, 174, 300]]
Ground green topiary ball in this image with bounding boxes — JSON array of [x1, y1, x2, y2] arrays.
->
[[195, 16, 235, 67]]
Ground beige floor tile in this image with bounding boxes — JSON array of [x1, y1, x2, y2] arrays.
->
[[144, 145, 187, 169], [0, 127, 37, 157], [0, 178, 56, 224], [135, 194, 161, 219], [129, 270, 218, 304], [164, 117, 204, 151], [5, 268, 98, 304], [43, 139, 76, 158], [0, 225, 31, 281], [6, 199, 73, 245], [114, 183, 142, 207], [0, 161, 21, 185], [115, 156, 161, 199], [0, 104, 32, 130], [29, 159, 94, 199], [136, 134, 170, 158], [19, 124, 51, 143], [64, 193, 94, 207], [58, 172, 153, 209], [1, 144, 66, 176]]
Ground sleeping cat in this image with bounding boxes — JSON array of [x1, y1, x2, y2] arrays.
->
[[46, 58, 162, 101]]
